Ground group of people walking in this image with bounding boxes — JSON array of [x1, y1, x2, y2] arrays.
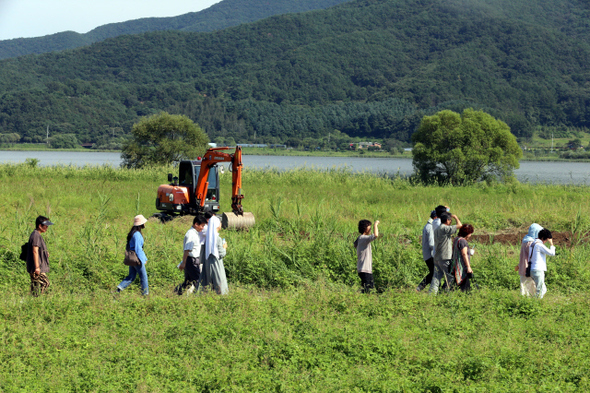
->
[[115, 213, 229, 296], [24, 208, 556, 298], [416, 205, 555, 297], [353, 204, 556, 297], [25, 212, 229, 297], [353, 206, 476, 295], [417, 205, 475, 294]]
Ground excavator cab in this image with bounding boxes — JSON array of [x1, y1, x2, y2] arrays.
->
[[156, 160, 221, 215]]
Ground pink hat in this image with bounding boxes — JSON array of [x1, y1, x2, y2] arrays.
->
[[133, 215, 148, 227]]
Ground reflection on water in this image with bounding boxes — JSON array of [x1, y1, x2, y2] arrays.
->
[[0, 150, 121, 167], [1, 150, 589, 185]]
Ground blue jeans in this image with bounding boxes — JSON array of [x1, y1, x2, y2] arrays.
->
[[530, 269, 547, 299], [117, 263, 149, 295]]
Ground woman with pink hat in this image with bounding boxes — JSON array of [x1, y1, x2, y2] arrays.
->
[[116, 215, 149, 295]]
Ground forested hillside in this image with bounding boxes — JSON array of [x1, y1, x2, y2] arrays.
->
[[0, 0, 589, 148], [0, 0, 352, 60]]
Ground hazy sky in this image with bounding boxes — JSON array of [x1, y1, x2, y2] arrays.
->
[[0, 0, 223, 40]]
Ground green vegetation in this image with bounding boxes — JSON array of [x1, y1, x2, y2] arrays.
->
[[121, 112, 209, 168], [412, 109, 522, 184], [1, 164, 590, 389], [2, 287, 590, 391], [0, 0, 352, 60], [0, 0, 589, 151]]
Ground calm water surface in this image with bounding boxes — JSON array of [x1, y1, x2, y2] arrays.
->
[[1, 150, 589, 185]]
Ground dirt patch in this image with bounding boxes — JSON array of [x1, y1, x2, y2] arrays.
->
[[472, 231, 574, 247]]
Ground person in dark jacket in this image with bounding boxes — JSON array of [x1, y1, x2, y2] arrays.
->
[[26, 215, 54, 296]]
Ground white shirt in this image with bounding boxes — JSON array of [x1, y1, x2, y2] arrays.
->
[[183, 227, 204, 258], [529, 240, 555, 271], [422, 219, 435, 260]]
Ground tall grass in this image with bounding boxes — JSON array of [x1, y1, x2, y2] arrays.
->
[[2, 163, 590, 390], [1, 162, 590, 293]]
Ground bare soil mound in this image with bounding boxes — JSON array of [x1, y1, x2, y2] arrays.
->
[[472, 231, 574, 246]]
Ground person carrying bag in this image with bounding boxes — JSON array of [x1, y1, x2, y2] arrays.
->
[[451, 224, 475, 292], [116, 215, 149, 296]]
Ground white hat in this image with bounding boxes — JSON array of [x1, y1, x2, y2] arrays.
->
[[133, 215, 148, 227]]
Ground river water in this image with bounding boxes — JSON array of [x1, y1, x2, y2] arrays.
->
[[1, 150, 589, 185]]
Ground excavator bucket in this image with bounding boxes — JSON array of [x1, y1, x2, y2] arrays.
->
[[222, 212, 255, 230]]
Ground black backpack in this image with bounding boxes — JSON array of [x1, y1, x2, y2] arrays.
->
[[19, 242, 28, 261]]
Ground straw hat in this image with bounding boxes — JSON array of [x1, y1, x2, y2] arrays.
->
[[133, 215, 148, 227]]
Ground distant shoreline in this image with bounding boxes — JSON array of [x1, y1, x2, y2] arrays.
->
[[2, 146, 589, 162]]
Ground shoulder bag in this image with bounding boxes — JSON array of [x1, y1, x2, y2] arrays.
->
[[124, 244, 141, 266], [452, 237, 466, 285], [526, 241, 539, 277]]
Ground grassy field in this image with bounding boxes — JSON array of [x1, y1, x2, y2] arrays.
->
[[1, 163, 589, 391]]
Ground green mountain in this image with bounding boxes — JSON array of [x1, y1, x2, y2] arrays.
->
[[0, 0, 352, 60], [0, 0, 589, 147]]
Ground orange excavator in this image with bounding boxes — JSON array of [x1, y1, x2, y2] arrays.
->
[[155, 146, 255, 229]]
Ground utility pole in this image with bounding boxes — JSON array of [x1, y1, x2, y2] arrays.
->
[[46, 125, 49, 144]]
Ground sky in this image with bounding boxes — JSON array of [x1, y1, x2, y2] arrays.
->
[[0, 0, 223, 40]]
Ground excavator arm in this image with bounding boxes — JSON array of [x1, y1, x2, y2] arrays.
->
[[195, 146, 245, 215]]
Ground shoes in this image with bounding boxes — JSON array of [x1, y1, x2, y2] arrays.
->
[[186, 284, 195, 295]]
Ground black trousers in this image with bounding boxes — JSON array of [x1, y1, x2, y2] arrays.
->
[[417, 257, 434, 290], [358, 272, 374, 293], [184, 256, 201, 283]]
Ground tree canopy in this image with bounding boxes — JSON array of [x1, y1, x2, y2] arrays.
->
[[412, 109, 522, 185], [121, 112, 209, 168], [49, 134, 79, 149], [0, 0, 589, 146]]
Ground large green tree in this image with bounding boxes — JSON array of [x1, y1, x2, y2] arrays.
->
[[121, 112, 209, 168], [49, 134, 79, 149], [412, 109, 522, 185]]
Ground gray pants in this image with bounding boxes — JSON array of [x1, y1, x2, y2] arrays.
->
[[197, 255, 229, 295], [429, 259, 455, 295]]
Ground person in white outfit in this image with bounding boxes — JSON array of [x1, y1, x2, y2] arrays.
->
[[516, 223, 542, 296], [197, 215, 229, 295], [529, 228, 556, 299]]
